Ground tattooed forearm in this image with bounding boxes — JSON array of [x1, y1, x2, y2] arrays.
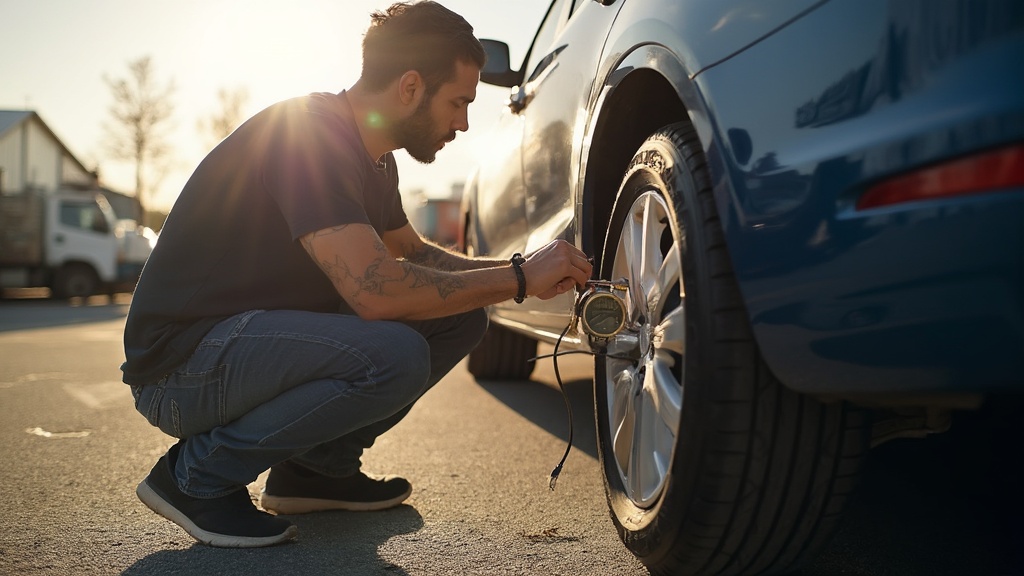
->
[[356, 258, 467, 302], [401, 241, 462, 271], [356, 257, 391, 295], [397, 262, 467, 300], [308, 239, 467, 303], [303, 224, 478, 314]]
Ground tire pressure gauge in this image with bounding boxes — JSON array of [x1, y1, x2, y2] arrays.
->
[[578, 280, 629, 339]]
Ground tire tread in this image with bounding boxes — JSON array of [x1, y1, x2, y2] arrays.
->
[[467, 324, 537, 381]]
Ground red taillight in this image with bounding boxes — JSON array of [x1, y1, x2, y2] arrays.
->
[[857, 144, 1024, 210]]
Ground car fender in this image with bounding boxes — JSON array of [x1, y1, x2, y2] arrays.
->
[[578, 40, 735, 276], [579, 0, 833, 256]]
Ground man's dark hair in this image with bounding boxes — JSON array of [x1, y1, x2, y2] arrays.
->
[[361, 1, 486, 96]]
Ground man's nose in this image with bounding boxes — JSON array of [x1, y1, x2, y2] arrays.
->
[[454, 109, 469, 133]]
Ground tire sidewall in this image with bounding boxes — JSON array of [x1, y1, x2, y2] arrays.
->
[[54, 263, 99, 299]]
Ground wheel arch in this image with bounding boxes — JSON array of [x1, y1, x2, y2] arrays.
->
[[580, 44, 726, 275], [51, 260, 103, 299]]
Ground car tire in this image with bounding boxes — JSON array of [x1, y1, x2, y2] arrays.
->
[[52, 263, 100, 299], [594, 122, 871, 576], [467, 323, 537, 381]]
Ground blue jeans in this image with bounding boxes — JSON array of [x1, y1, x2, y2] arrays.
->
[[132, 308, 488, 498]]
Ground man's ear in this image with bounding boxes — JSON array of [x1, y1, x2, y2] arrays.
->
[[397, 71, 425, 107]]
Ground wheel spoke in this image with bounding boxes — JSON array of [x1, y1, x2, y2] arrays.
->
[[611, 369, 636, 470], [626, 389, 643, 498], [652, 243, 680, 314], [651, 356, 682, 436], [634, 384, 663, 502], [656, 306, 685, 356], [639, 196, 664, 301], [617, 212, 645, 322]]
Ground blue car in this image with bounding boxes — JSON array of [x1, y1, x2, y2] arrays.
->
[[460, 1, 1024, 574]]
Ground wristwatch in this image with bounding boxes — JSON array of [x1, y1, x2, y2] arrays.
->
[[511, 253, 526, 304]]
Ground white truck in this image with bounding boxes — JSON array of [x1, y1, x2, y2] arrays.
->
[[0, 189, 155, 298]]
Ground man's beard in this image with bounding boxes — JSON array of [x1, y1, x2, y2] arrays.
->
[[390, 94, 454, 164]]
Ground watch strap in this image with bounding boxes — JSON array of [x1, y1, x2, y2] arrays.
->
[[511, 253, 526, 304]]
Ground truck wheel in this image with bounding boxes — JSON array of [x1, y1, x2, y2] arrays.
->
[[467, 324, 537, 381], [53, 263, 99, 299], [594, 122, 871, 576]]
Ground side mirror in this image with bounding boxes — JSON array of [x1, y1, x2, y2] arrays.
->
[[480, 39, 521, 88]]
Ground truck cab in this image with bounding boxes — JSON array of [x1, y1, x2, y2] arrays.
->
[[48, 191, 119, 296], [0, 190, 151, 298]]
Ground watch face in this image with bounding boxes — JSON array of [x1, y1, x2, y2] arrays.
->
[[582, 292, 626, 338]]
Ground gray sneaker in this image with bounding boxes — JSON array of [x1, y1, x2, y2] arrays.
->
[[260, 460, 412, 514]]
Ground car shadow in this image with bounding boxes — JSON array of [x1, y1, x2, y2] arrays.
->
[[476, 374, 599, 461], [797, 398, 1023, 575], [120, 505, 424, 576]]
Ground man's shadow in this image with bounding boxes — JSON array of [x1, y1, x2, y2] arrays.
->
[[121, 504, 423, 576]]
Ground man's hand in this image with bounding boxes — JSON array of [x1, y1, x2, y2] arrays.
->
[[522, 240, 593, 300]]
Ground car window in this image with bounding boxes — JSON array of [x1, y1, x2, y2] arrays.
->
[[60, 202, 109, 234], [524, 0, 573, 83]]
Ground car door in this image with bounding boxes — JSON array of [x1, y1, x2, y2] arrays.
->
[[47, 195, 118, 281], [468, 99, 529, 260], [515, 0, 624, 331]]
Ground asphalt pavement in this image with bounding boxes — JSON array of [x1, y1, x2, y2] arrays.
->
[[0, 295, 1020, 576]]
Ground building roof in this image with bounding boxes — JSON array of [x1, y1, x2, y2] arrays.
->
[[0, 109, 94, 184], [0, 110, 33, 136]]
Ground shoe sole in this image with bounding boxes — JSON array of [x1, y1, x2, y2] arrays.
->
[[260, 486, 412, 515], [137, 479, 298, 548]]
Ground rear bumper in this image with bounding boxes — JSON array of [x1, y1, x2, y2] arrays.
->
[[747, 189, 1023, 398]]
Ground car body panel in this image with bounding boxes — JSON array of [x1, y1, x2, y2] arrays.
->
[[694, 0, 1024, 394], [517, 0, 627, 333], [468, 0, 1024, 398], [464, 107, 528, 260]]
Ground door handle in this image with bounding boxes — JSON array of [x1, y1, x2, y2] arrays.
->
[[508, 44, 566, 114], [508, 85, 529, 113], [508, 61, 560, 114]]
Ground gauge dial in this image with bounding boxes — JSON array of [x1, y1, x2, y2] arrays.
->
[[581, 291, 626, 338]]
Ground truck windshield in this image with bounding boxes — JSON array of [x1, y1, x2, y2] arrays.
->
[[60, 202, 110, 234]]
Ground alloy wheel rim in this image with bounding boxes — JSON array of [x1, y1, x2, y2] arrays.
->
[[604, 189, 685, 507]]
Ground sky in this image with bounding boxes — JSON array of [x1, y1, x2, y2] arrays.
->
[[0, 0, 549, 211]]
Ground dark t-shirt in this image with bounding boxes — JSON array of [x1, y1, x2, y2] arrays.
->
[[121, 91, 407, 386]]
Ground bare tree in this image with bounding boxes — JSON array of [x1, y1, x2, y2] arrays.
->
[[198, 86, 250, 148], [103, 56, 175, 211]]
